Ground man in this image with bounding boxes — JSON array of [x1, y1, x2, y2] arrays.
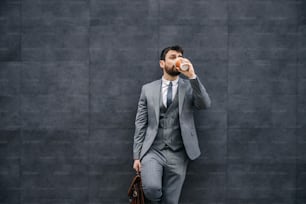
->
[[132, 45, 211, 204]]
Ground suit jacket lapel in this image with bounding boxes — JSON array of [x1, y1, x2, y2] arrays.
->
[[178, 78, 186, 115], [152, 79, 161, 123], [151, 78, 185, 121]]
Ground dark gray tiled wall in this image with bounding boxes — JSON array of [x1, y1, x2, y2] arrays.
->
[[0, 0, 305, 203]]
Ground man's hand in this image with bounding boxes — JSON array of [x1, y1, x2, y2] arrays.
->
[[133, 160, 141, 173], [176, 58, 196, 79]]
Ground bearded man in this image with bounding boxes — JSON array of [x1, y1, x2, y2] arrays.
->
[[132, 45, 211, 204]]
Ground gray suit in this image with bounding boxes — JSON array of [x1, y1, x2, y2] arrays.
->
[[133, 77, 211, 160], [133, 76, 211, 204]]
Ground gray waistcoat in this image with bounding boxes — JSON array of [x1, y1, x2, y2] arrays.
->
[[152, 91, 184, 151]]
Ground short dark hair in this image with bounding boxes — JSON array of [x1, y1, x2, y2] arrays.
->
[[160, 45, 184, 60]]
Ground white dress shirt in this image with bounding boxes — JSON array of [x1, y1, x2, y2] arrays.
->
[[161, 77, 179, 108]]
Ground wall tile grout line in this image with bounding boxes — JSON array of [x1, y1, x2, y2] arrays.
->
[[87, 0, 91, 203], [19, 0, 22, 203], [295, 0, 298, 203], [226, 0, 230, 203]]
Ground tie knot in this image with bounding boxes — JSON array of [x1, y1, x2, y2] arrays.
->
[[169, 82, 173, 87]]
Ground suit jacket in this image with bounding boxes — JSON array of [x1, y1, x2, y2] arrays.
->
[[133, 77, 211, 160]]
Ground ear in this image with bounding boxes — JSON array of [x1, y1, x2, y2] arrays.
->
[[159, 60, 165, 69]]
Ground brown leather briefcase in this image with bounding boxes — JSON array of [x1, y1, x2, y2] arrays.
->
[[128, 173, 145, 204]]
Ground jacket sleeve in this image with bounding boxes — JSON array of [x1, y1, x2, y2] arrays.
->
[[189, 77, 211, 109], [133, 86, 148, 160]]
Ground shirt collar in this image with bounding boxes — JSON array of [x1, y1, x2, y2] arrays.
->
[[162, 76, 179, 86]]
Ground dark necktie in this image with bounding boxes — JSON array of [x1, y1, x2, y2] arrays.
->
[[166, 82, 173, 108]]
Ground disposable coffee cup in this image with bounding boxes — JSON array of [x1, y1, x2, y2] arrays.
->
[[175, 59, 189, 71]]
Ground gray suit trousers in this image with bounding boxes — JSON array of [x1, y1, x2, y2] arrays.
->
[[141, 147, 189, 204]]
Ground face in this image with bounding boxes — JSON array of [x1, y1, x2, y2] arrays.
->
[[160, 50, 183, 76]]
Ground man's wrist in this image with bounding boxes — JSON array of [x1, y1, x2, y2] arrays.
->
[[188, 74, 197, 79]]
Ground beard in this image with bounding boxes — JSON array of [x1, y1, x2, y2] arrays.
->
[[164, 64, 180, 76]]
